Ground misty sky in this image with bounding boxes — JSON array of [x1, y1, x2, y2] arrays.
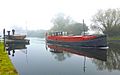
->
[[0, 0, 120, 32]]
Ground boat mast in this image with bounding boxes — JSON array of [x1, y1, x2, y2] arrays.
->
[[83, 19, 85, 35], [83, 56, 86, 72]]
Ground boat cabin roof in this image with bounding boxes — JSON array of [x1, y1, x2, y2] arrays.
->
[[48, 31, 68, 36]]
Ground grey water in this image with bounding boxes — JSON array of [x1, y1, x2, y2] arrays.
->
[[8, 38, 120, 75]]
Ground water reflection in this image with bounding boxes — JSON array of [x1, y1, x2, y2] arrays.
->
[[6, 44, 28, 56], [50, 48, 72, 61], [47, 44, 107, 61], [47, 43, 120, 72], [93, 43, 120, 72], [8, 38, 120, 75], [47, 44, 107, 72]]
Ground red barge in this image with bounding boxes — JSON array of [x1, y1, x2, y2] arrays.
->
[[46, 32, 107, 47]]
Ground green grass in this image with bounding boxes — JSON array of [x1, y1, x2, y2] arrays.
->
[[0, 42, 18, 75], [107, 36, 120, 41]]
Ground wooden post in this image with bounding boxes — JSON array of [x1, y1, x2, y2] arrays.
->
[[3, 28, 5, 51]]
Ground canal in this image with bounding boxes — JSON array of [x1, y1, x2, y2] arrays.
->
[[8, 38, 120, 75]]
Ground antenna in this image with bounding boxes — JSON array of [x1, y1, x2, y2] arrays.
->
[[25, 21, 28, 35], [83, 19, 85, 35]]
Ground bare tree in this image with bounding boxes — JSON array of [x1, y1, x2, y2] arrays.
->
[[91, 8, 120, 36]]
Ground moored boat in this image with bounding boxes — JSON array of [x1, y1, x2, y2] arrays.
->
[[6, 35, 26, 40], [46, 32, 107, 47], [4, 29, 30, 44], [5, 35, 29, 44], [5, 39, 30, 44]]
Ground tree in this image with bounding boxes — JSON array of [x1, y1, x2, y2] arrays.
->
[[91, 8, 120, 36], [65, 23, 88, 35], [50, 13, 88, 35], [27, 30, 47, 38], [50, 13, 73, 31]]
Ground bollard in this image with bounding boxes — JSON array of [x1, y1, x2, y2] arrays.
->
[[12, 29, 15, 35]]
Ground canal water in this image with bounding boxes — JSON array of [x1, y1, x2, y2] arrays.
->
[[8, 38, 120, 75]]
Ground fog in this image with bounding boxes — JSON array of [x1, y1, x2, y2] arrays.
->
[[0, 0, 120, 35]]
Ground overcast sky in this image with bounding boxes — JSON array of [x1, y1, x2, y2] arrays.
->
[[0, 0, 120, 32]]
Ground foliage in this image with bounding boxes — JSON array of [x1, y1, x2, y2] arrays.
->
[[91, 8, 120, 36], [50, 13, 88, 35], [27, 30, 47, 38], [0, 42, 18, 75], [65, 23, 88, 35], [50, 13, 74, 31]]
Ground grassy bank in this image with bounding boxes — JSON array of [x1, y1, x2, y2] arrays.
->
[[107, 36, 120, 44], [108, 36, 120, 40], [0, 42, 18, 75]]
